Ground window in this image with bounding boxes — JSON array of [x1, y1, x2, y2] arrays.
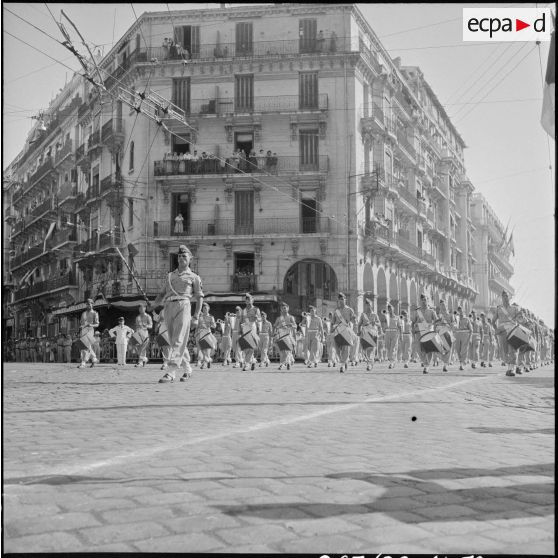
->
[[299, 19, 317, 53], [299, 71, 319, 109], [129, 141, 134, 172], [171, 193, 190, 235], [235, 74, 253, 112], [235, 22, 253, 55], [384, 151, 393, 179], [233, 252, 256, 292], [301, 195, 318, 233], [417, 229, 423, 248], [234, 190, 254, 234], [176, 25, 200, 57], [172, 133, 191, 155], [234, 132, 253, 157], [299, 130, 319, 171], [128, 198, 134, 228], [172, 78, 191, 113]]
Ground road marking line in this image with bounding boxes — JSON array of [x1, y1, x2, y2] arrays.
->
[[16, 376, 488, 479]]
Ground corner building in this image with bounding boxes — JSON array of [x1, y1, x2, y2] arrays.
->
[[6, 3, 496, 337]]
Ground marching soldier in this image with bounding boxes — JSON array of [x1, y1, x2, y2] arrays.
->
[[358, 298, 382, 372], [323, 313, 338, 368], [435, 299, 455, 372], [469, 310, 483, 369], [305, 305, 324, 368], [274, 301, 297, 370], [479, 312, 494, 368], [454, 306, 473, 370], [331, 293, 357, 374], [411, 293, 438, 374], [196, 302, 217, 369], [258, 311, 273, 367], [383, 304, 401, 369], [399, 310, 413, 368], [134, 303, 153, 367], [237, 293, 261, 371], [63, 331, 73, 363], [494, 290, 521, 377], [150, 244, 204, 383], [78, 298, 100, 368]]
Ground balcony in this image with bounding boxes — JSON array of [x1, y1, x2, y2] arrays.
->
[[231, 273, 257, 292], [50, 228, 77, 248], [57, 182, 78, 209], [100, 173, 122, 195], [187, 94, 328, 116], [31, 197, 55, 219], [359, 39, 382, 73], [101, 118, 125, 152], [154, 155, 328, 177], [10, 244, 46, 269], [153, 216, 331, 238], [395, 127, 416, 162], [53, 140, 74, 168], [99, 230, 121, 250], [395, 182, 418, 211], [29, 157, 54, 186], [87, 130, 102, 158], [489, 273, 514, 295], [360, 102, 385, 137], [488, 246, 514, 275], [397, 233, 421, 259], [13, 272, 78, 302]]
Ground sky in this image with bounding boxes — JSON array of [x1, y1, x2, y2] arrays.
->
[[2, 3, 555, 326]]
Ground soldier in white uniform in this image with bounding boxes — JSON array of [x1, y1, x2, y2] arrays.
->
[[78, 298, 100, 368], [134, 303, 153, 367], [109, 317, 134, 365], [150, 245, 204, 383]]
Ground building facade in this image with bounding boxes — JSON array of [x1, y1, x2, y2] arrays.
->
[[4, 3, 514, 339], [470, 192, 515, 314]]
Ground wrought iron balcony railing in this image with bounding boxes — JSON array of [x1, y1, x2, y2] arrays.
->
[[154, 155, 328, 177]]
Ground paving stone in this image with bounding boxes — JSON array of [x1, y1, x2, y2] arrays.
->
[[4, 531, 83, 553], [5, 512, 101, 537], [132, 532, 224, 552], [79, 521, 170, 545], [215, 524, 299, 545]]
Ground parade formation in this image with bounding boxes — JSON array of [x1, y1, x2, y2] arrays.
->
[[5, 243, 553, 381]]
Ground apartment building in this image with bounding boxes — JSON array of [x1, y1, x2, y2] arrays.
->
[[5, 3, 498, 339], [470, 192, 515, 314]]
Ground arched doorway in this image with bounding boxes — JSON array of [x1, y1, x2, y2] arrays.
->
[[283, 259, 338, 319], [399, 276, 409, 314], [389, 272, 399, 314], [377, 267, 387, 312]]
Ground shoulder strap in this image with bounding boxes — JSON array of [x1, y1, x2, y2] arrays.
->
[[335, 308, 348, 325]]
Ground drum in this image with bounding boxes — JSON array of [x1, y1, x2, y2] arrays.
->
[[276, 326, 294, 351], [197, 328, 217, 350], [415, 322, 432, 336], [437, 326, 454, 348], [360, 324, 378, 349], [238, 322, 259, 350], [129, 329, 148, 347], [74, 329, 95, 351], [333, 323, 354, 347], [419, 331, 447, 354], [156, 322, 170, 347], [506, 325, 530, 350]]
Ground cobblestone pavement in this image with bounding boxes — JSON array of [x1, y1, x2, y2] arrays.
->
[[3, 359, 554, 554]]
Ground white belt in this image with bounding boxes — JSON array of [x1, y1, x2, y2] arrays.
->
[[165, 296, 191, 302]]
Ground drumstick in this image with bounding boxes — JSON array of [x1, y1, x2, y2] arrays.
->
[[115, 247, 151, 305]]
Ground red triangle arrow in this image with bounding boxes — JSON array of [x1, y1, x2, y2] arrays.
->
[[516, 19, 530, 31]]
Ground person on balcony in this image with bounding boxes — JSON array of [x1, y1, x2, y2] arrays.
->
[[78, 298, 100, 368], [150, 244, 204, 383], [247, 149, 258, 173], [257, 149, 266, 171], [453, 306, 473, 371], [134, 303, 153, 367], [109, 317, 134, 366], [174, 213, 184, 234]]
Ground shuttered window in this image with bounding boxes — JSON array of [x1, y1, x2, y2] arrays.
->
[[235, 22, 253, 55], [175, 26, 200, 56], [235, 190, 254, 235], [299, 130, 319, 171], [235, 74, 254, 112], [172, 78, 191, 112], [299, 72, 318, 109], [299, 19, 317, 53]]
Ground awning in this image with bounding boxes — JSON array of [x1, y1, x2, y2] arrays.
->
[[51, 300, 108, 316]]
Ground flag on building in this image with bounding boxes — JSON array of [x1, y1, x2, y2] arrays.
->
[[541, 26, 555, 138], [43, 221, 56, 253]]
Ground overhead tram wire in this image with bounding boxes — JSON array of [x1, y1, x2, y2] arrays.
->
[[454, 44, 538, 124]]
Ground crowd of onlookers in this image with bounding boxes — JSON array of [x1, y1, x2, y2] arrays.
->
[[158, 149, 279, 175]]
